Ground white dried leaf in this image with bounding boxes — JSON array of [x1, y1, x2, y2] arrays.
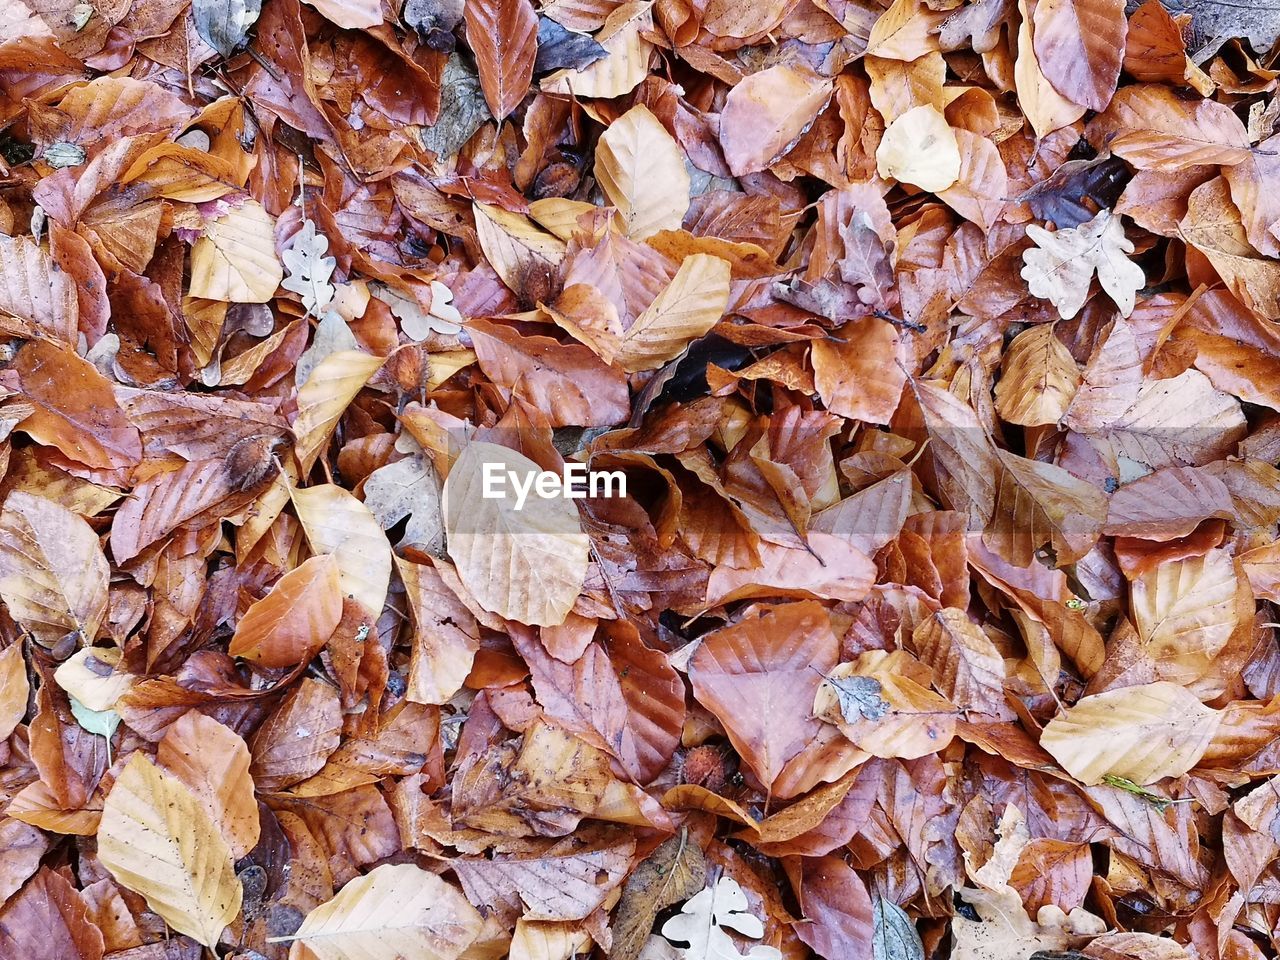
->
[[282, 218, 337, 317], [1021, 209, 1145, 320], [375, 281, 463, 339], [659, 878, 782, 960], [363, 453, 445, 555]]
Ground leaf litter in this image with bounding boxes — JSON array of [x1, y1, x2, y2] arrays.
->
[[3, 0, 1280, 959]]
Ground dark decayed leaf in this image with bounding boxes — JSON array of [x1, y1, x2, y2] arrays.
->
[[1019, 153, 1132, 228], [193, 0, 263, 58], [421, 53, 492, 159], [403, 0, 465, 47], [534, 16, 607, 74], [873, 897, 925, 960]]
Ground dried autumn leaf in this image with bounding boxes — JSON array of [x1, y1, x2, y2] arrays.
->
[[615, 253, 731, 372], [688, 602, 838, 787], [229, 554, 344, 667], [189, 198, 283, 304], [595, 104, 689, 240], [0, 491, 109, 647], [156, 711, 260, 858], [792, 855, 874, 960], [0, 867, 104, 960], [0, 234, 77, 342], [1021, 209, 1145, 319], [912, 608, 1010, 717], [291, 483, 393, 618], [452, 720, 613, 837], [1094, 84, 1251, 169], [1131, 549, 1238, 677], [612, 831, 708, 960], [465, 0, 538, 120], [875, 105, 961, 192], [994, 324, 1080, 426], [279, 862, 485, 960], [97, 753, 242, 948], [812, 318, 906, 425], [0, 645, 28, 741], [1031, 0, 1127, 112], [1014, 0, 1087, 137], [293, 349, 384, 473], [873, 897, 924, 960], [540, 4, 653, 98], [12, 338, 142, 470], [1040, 681, 1220, 785], [473, 201, 567, 301], [452, 833, 635, 923], [814, 653, 958, 760], [442, 441, 589, 626], [193, 0, 262, 58], [250, 677, 343, 791], [718, 64, 833, 178], [983, 449, 1107, 567], [398, 556, 480, 705]]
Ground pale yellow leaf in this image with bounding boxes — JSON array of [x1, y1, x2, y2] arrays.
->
[[291, 484, 392, 617], [594, 105, 689, 240], [995, 324, 1080, 426], [1131, 549, 1238, 676], [97, 753, 242, 948], [281, 862, 484, 960], [1039, 681, 1220, 785], [616, 253, 730, 372], [157, 711, 261, 859], [442, 442, 589, 626], [189, 198, 283, 303], [292, 350, 384, 473], [875, 105, 961, 192], [541, 3, 653, 98]]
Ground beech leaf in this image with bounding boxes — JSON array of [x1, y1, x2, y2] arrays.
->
[[97, 753, 242, 948]]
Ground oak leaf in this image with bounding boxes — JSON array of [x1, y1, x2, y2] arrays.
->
[[1021, 209, 1145, 319], [659, 877, 782, 960]]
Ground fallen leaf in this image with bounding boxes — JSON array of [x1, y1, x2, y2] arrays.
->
[[875, 105, 961, 192], [1039, 682, 1220, 785], [279, 862, 485, 960], [1021, 209, 1145, 319], [441, 441, 589, 627], [97, 753, 242, 948]]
